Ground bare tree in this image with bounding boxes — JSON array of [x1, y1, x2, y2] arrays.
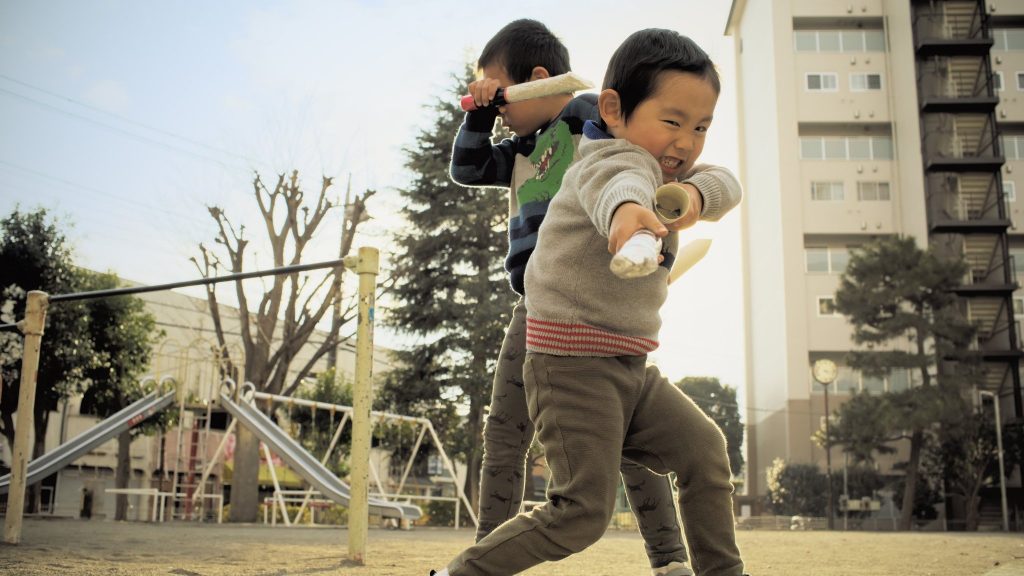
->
[[192, 169, 375, 522]]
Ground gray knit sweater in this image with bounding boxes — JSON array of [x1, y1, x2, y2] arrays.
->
[[523, 122, 742, 356]]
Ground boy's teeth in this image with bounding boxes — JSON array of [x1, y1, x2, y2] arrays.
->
[[661, 158, 681, 168]]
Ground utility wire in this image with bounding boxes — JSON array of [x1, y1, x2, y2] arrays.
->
[[0, 74, 259, 166]]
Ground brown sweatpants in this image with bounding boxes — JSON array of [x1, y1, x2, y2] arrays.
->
[[449, 353, 744, 576], [476, 301, 686, 568]]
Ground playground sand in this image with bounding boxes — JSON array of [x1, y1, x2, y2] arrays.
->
[[1, 518, 1023, 575]]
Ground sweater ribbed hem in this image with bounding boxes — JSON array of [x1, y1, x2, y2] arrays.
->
[[525, 317, 658, 357]]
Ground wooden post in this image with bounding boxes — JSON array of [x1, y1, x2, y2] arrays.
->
[[346, 247, 378, 564], [4, 290, 49, 544]]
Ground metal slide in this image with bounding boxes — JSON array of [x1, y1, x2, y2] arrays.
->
[[0, 388, 176, 494], [218, 392, 422, 520]]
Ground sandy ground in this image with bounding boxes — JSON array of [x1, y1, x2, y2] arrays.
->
[[1, 518, 1023, 575]]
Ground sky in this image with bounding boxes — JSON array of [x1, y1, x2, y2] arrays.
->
[[0, 1, 745, 395]]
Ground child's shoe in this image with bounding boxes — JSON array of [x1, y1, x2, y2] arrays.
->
[[611, 229, 662, 279], [651, 561, 695, 576]]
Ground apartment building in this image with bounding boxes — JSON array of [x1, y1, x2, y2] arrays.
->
[[726, 0, 1024, 517]]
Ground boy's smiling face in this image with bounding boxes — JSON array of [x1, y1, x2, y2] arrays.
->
[[602, 71, 718, 183], [481, 63, 558, 137]]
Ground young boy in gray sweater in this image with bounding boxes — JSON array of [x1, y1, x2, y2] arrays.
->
[[434, 28, 746, 576]]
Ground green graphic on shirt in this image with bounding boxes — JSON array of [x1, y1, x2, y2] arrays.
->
[[516, 121, 575, 206]]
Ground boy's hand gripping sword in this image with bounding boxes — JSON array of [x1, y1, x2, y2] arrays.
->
[[460, 72, 593, 111]]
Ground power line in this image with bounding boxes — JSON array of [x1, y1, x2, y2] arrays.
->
[[0, 85, 248, 171], [0, 74, 260, 166], [0, 160, 212, 228]]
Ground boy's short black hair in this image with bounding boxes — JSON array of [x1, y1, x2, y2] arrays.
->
[[603, 29, 720, 123], [479, 19, 570, 84]]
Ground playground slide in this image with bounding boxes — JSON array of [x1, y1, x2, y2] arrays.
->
[[0, 389, 176, 494], [218, 392, 422, 520]]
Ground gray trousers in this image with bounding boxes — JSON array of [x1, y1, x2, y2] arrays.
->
[[451, 351, 744, 576], [474, 301, 686, 569]]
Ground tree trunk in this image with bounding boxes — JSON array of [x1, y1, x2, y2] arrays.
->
[[27, 409, 50, 514], [964, 494, 981, 531], [899, 428, 924, 530], [115, 430, 131, 521], [229, 425, 262, 522], [465, 398, 484, 511]]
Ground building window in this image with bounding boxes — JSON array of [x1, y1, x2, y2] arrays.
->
[[857, 181, 891, 201], [806, 247, 829, 272], [850, 73, 882, 91], [794, 30, 885, 53], [806, 73, 838, 91], [811, 181, 844, 201], [817, 296, 840, 317], [1005, 181, 1016, 203], [993, 29, 1024, 52], [994, 71, 1003, 92], [427, 454, 448, 477], [1003, 135, 1024, 160], [805, 246, 850, 274], [862, 374, 885, 394], [1015, 298, 1024, 317], [836, 366, 859, 394], [811, 367, 918, 394], [1011, 249, 1024, 276], [1018, 72, 1024, 91], [888, 369, 911, 392], [800, 136, 893, 160]]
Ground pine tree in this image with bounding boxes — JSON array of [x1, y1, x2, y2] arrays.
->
[[833, 235, 977, 530], [381, 64, 515, 508]]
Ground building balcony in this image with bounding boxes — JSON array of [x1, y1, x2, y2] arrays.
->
[[918, 56, 998, 113], [922, 118, 1005, 172], [913, 8, 992, 57], [954, 260, 1018, 296]]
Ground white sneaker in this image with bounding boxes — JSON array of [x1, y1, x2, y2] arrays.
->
[[652, 561, 695, 576], [611, 230, 662, 279]]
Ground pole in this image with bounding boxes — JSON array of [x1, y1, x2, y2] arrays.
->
[[4, 290, 49, 544], [981, 391, 1009, 532], [843, 453, 849, 531], [347, 247, 378, 564], [823, 386, 834, 530]]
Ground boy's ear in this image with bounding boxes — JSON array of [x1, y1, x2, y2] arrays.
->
[[598, 89, 623, 128], [528, 66, 551, 82]]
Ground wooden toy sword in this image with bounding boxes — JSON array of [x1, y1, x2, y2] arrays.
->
[[460, 72, 594, 111]]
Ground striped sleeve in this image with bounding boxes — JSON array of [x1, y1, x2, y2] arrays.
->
[[450, 108, 517, 187]]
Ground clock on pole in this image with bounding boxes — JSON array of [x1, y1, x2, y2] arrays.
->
[[812, 358, 838, 529]]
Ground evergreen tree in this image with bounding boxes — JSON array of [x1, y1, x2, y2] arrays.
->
[[675, 376, 745, 476], [833, 235, 976, 530], [381, 64, 515, 508]]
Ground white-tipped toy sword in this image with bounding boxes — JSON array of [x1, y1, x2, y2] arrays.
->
[[460, 72, 594, 111], [669, 238, 712, 285]]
